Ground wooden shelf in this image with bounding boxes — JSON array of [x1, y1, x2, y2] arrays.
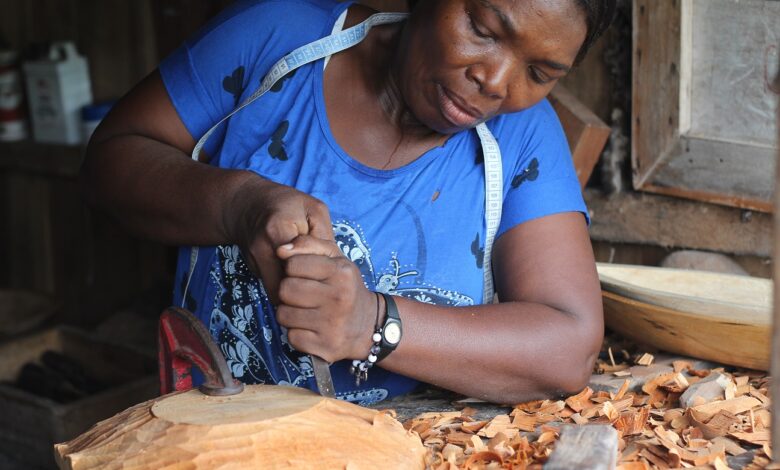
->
[[0, 140, 84, 178]]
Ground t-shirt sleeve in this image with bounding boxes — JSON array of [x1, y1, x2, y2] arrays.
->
[[158, 0, 347, 153], [491, 98, 590, 239]]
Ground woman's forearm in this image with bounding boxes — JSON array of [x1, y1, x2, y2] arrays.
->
[[81, 134, 261, 246], [377, 298, 603, 404]]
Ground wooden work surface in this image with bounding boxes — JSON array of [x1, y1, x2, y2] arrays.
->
[[367, 340, 772, 470]]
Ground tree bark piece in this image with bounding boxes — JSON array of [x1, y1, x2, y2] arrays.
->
[[54, 385, 427, 469], [544, 424, 618, 470]]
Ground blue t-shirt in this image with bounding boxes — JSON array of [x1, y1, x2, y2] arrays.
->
[[160, 0, 587, 405]]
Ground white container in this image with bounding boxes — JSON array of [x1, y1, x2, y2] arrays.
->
[[23, 42, 92, 145]]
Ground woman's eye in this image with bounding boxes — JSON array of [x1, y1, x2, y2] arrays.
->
[[529, 67, 553, 85], [469, 15, 490, 39]]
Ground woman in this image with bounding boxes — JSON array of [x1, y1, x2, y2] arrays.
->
[[82, 0, 615, 405]]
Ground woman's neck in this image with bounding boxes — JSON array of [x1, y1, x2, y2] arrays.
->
[[374, 26, 438, 139]]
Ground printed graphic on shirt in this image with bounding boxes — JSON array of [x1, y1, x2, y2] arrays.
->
[[334, 221, 474, 306], [270, 68, 297, 92], [511, 157, 540, 189], [471, 233, 484, 269], [222, 66, 246, 106], [204, 220, 472, 405], [268, 120, 290, 161]]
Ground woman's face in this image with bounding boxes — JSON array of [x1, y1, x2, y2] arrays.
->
[[398, 0, 587, 134]]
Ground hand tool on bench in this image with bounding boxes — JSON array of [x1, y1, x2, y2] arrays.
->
[[158, 307, 335, 397]]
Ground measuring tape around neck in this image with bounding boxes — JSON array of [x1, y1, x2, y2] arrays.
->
[[183, 10, 503, 306]]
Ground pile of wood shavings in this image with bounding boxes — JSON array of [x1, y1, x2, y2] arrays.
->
[[402, 350, 774, 469]]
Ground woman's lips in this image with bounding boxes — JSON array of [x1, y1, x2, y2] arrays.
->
[[436, 85, 481, 128]]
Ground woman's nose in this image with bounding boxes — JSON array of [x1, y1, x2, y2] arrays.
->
[[467, 56, 516, 101]]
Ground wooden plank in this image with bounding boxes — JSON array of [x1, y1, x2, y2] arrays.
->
[[0, 141, 83, 178], [6, 173, 56, 294], [544, 425, 618, 470], [585, 188, 772, 257], [771, 65, 780, 461], [640, 136, 775, 212], [0, 1, 157, 101], [549, 85, 611, 189], [633, 0, 779, 212], [632, 0, 681, 189], [559, 31, 614, 123]]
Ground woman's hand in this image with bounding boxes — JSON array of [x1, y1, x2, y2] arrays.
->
[[274, 235, 378, 363], [224, 176, 335, 305]]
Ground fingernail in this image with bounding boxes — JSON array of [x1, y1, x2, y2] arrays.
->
[[280, 243, 294, 250]]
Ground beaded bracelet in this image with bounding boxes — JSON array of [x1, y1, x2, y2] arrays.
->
[[350, 293, 383, 386]]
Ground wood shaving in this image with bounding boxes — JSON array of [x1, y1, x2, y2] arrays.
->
[[402, 338, 772, 469]]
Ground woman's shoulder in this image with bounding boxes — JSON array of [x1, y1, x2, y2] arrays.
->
[[486, 98, 569, 163], [188, 0, 350, 46], [489, 98, 563, 142]]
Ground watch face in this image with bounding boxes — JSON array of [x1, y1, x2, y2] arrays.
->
[[384, 322, 401, 345]]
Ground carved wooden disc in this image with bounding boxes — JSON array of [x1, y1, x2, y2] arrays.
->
[[55, 385, 427, 470], [151, 385, 325, 425]]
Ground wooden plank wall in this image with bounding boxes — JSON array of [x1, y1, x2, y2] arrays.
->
[[0, 0, 234, 101], [0, 1, 234, 324]]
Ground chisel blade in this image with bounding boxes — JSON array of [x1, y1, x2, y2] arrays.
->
[[311, 355, 335, 398]]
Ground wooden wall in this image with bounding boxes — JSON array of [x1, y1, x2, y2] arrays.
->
[[0, 1, 234, 325], [0, 0, 233, 100]]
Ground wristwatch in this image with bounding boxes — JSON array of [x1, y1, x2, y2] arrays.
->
[[376, 293, 402, 362]]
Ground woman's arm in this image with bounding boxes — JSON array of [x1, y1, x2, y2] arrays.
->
[[82, 70, 253, 245], [380, 211, 602, 403], [277, 211, 603, 404], [82, 71, 334, 300]]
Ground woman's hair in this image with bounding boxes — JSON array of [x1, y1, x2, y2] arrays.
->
[[406, 0, 617, 66], [573, 0, 617, 65]]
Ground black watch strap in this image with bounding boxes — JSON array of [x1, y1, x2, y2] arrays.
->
[[376, 293, 402, 362]]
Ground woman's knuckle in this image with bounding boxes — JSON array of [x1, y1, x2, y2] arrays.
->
[[286, 329, 301, 348], [276, 305, 290, 325]]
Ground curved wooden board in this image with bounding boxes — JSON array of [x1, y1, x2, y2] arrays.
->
[[597, 263, 771, 325], [602, 291, 770, 371]]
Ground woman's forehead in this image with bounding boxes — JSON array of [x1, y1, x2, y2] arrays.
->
[[480, 0, 585, 30]]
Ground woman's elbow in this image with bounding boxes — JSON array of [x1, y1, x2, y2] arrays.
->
[[555, 313, 604, 395]]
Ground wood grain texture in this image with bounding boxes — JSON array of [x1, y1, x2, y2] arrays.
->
[[548, 85, 611, 189], [632, 0, 681, 190], [597, 263, 771, 324], [544, 425, 618, 470], [585, 188, 772, 257], [0, 327, 158, 469], [770, 64, 780, 460], [632, 0, 780, 212], [602, 291, 770, 371], [0, 0, 157, 101], [55, 385, 427, 470]]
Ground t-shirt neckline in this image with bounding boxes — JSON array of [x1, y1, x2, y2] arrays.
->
[[312, 8, 458, 178]]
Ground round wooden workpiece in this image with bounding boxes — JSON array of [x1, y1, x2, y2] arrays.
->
[[55, 385, 427, 469], [151, 384, 325, 425]]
